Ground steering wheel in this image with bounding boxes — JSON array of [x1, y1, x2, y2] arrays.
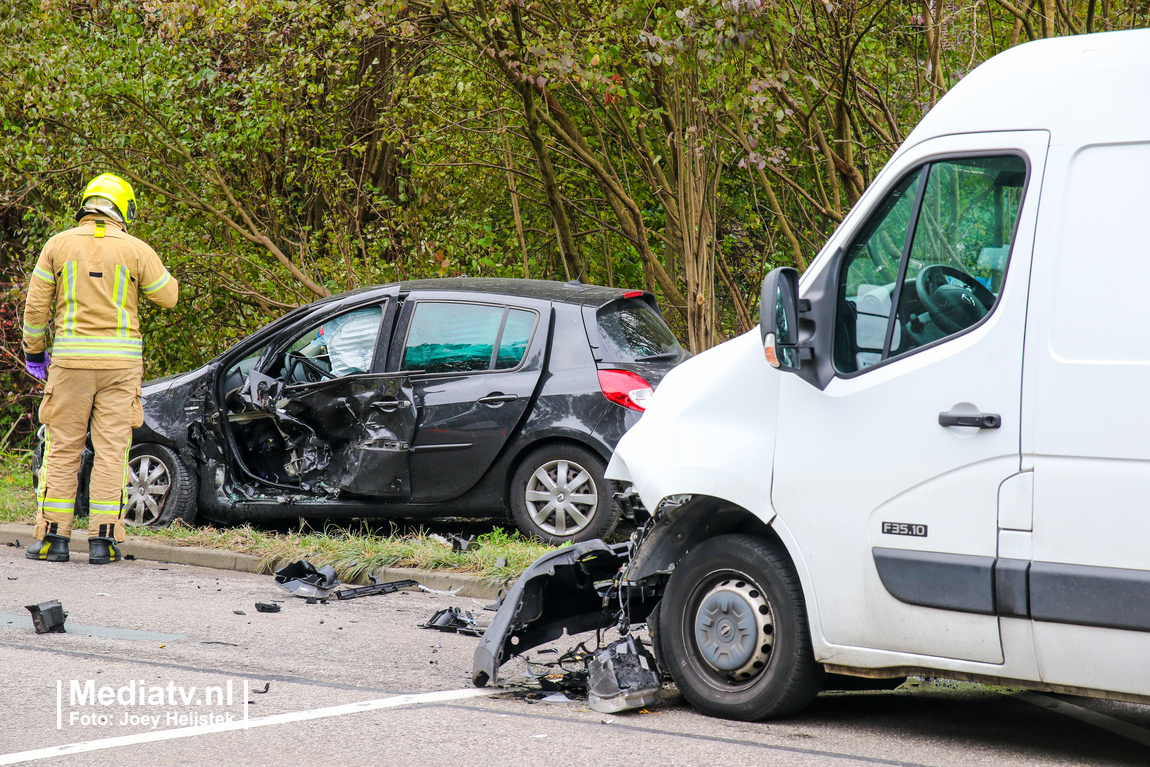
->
[[287, 351, 335, 382], [914, 264, 996, 335]]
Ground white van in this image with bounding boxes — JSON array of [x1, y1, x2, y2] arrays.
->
[[473, 29, 1150, 721]]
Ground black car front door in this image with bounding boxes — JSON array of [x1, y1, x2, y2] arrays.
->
[[390, 298, 549, 503], [226, 293, 418, 498]]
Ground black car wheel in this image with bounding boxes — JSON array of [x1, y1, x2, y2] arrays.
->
[[659, 533, 824, 721], [124, 444, 198, 528], [510, 444, 620, 544]]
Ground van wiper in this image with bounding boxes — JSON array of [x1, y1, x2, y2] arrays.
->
[[635, 351, 680, 362]]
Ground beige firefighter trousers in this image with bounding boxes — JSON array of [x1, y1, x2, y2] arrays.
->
[[35, 365, 144, 541]]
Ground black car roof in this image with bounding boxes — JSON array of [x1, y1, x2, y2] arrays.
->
[[320, 277, 642, 307], [400, 277, 639, 305]]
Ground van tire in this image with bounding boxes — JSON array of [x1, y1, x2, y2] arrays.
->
[[509, 444, 619, 544], [124, 444, 198, 528], [658, 533, 823, 721]]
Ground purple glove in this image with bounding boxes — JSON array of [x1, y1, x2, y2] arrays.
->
[[25, 353, 49, 381]]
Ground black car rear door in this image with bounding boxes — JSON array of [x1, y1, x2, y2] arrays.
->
[[389, 295, 550, 503]]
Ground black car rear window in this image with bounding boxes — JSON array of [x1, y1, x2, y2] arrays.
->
[[596, 299, 682, 361]]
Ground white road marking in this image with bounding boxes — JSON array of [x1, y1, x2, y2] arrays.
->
[[0, 687, 499, 765], [1015, 691, 1150, 748]]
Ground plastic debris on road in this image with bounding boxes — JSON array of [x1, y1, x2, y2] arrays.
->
[[586, 635, 661, 714], [26, 600, 67, 634], [274, 560, 342, 599], [422, 606, 485, 636]]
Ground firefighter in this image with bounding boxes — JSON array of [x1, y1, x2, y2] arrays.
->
[[22, 173, 179, 564]]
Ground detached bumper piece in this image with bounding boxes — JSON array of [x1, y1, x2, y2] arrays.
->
[[587, 635, 661, 714], [334, 577, 418, 601], [472, 539, 658, 687], [423, 607, 484, 637], [26, 600, 67, 634], [274, 560, 342, 599]]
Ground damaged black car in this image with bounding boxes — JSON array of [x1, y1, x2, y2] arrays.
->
[[35, 279, 687, 543]]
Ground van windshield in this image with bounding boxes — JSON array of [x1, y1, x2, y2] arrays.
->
[[596, 300, 682, 361]]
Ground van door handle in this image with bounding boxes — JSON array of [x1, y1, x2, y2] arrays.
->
[[478, 393, 518, 408], [938, 411, 1001, 429]]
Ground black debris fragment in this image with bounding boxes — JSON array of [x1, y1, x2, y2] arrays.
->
[[253, 682, 270, 694], [7, 577, 17, 581], [305, 596, 327, 605], [233, 610, 247, 616], [539, 671, 588, 692], [124, 554, 136, 561], [482, 589, 506, 612], [586, 635, 661, 714], [449, 534, 478, 552], [333, 577, 418, 600], [422, 606, 484, 637], [26, 600, 67, 634], [6, 539, 20, 548], [254, 603, 281, 613], [274, 560, 342, 599]]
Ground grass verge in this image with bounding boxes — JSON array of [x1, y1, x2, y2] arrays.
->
[[0, 450, 554, 583], [0, 450, 34, 525], [137, 522, 554, 585]]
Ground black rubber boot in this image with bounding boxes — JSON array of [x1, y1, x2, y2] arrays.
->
[[26, 534, 70, 562], [88, 537, 123, 565]]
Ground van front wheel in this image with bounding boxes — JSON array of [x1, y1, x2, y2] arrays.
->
[[659, 534, 823, 721]]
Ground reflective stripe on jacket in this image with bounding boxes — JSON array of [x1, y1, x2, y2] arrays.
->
[[22, 216, 178, 369]]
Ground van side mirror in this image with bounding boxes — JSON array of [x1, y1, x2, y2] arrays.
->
[[759, 267, 801, 371]]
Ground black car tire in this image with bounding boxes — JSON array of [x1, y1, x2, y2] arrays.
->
[[509, 443, 620, 544], [658, 533, 824, 721], [124, 444, 198, 528]]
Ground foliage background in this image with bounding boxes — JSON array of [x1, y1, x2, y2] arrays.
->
[[1, 0, 1144, 445]]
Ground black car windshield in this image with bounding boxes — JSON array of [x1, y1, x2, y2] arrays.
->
[[596, 299, 682, 361]]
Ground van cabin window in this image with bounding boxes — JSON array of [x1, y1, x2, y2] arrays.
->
[[834, 156, 1026, 375]]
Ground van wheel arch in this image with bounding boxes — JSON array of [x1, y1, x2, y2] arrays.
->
[[629, 496, 779, 583]]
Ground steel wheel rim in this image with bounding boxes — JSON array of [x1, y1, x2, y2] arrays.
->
[[524, 458, 599, 536], [124, 455, 171, 527], [687, 569, 775, 690]]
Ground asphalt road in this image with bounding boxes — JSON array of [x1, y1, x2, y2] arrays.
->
[[1, 547, 1149, 766]]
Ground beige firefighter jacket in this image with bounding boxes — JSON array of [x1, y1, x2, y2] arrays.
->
[[22, 215, 179, 369]]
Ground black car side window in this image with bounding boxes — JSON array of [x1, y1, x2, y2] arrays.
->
[[402, 302, 502, 374], [280, 305, 384, 382], [402, 302, 539, 374], [495, 309, 537, 370]]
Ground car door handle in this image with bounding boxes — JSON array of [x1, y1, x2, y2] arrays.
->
[[938, 411, 1001, 429], [373, 398, 411, 413], [478, 393, 518, 408]]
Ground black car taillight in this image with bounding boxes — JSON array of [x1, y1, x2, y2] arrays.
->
[[597, 369, 653, 412]]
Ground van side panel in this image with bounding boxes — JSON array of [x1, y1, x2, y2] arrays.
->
[[1025, 40, 1150, 695]]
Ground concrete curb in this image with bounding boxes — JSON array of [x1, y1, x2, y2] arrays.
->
[[0, 523, 504, 600]]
